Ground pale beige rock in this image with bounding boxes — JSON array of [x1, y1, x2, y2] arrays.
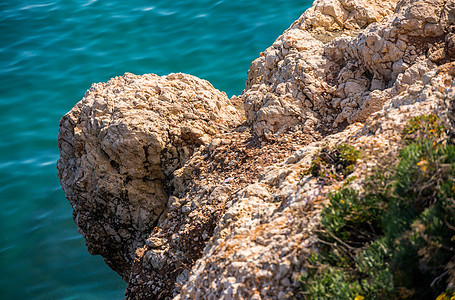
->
[[242, 0, 455, 138], [125, 128, 314, 299], [297, 0, 397, 32], [177, 62, 455, 300], [57, 72, 240, 279], [57, 0, 455, 298]]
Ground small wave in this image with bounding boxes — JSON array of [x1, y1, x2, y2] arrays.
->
[[20, 2, 56, 11], [39, 160, 56, 167], [141, 6, 155, 12], [157, 9, 177, 16], [194, 14, 208, 19], [82, 0, 98, 7]]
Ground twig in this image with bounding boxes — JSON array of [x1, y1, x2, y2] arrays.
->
[[315, 229, 357, 251], [444, 214, 455, 232], [430, 270, 448, 287]]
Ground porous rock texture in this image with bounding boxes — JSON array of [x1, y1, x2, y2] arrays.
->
[[243, 0, 455, 138], [57, 72, 241, 279], [126, 128, 315, 299], [57, 0, 455, 299], [176, 61, 455, 300]]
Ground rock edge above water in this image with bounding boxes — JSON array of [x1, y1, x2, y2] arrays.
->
[[57, 0, 455, 298]]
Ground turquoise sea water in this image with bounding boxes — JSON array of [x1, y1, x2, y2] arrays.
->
[[0, 1, 311, 299]]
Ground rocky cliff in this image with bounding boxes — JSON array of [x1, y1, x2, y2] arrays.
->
[[58, 0, 455, 299]]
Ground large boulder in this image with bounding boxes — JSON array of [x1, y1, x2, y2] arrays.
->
[[57, 72, 241, 279]]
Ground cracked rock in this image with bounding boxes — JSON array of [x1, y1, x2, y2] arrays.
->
[[57, 72, 240, 279]]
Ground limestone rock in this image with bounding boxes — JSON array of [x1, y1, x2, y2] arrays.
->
[[125, 128, 315, 299], [298, 0, 397, 33], [57, 72, 241, 279], [242, 0, 455, 139], [177, 61, 455, 300], [57, 0, 455, 298]]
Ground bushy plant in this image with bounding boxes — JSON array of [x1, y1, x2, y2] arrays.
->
[[299, 115, 455, 299], [307, 144, 360, 183]]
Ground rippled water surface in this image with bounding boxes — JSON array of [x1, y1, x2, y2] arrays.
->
[[0, 0, 311, 298]]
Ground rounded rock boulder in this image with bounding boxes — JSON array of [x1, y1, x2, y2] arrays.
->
[[57, 72, 241, 279]]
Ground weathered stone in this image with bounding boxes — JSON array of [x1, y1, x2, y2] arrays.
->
[[57, 0, 455, 298], [125, 129, 314, 299], [57, 72, 241, 279], [242, 0, 455, 138], [177, 62, 455, 300]]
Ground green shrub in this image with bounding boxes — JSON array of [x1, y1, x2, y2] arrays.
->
[[299, 115, 455, 299], [306, 144, 360, 183], [321, 189, 384, 246], [300, 266, 363, 300]]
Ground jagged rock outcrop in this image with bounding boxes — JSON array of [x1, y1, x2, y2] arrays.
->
[[57, 0, 455, 299], [126, 129, 314, 299], [243, 0, 455, 138], [177, 61, 455, 299], [57, 72, 241, 279], [300, 0, 397, 32]]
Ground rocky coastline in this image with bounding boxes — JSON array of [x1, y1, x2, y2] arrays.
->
[[58, 0, 455, 298]]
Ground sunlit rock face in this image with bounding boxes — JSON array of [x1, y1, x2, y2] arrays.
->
[[57, 0, 455, 298], [242, 0, 455, 138], [57, 72, 241, 279]]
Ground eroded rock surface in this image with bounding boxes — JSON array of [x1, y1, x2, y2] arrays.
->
[[57, 0, 455, 298], [126, 129, 315, 299], [175, 0, 455, 298], [57, 72, 240, 279], [300, 0, 398, 33], [177, 61, 455, 300], [243, 0, 455, 138]]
